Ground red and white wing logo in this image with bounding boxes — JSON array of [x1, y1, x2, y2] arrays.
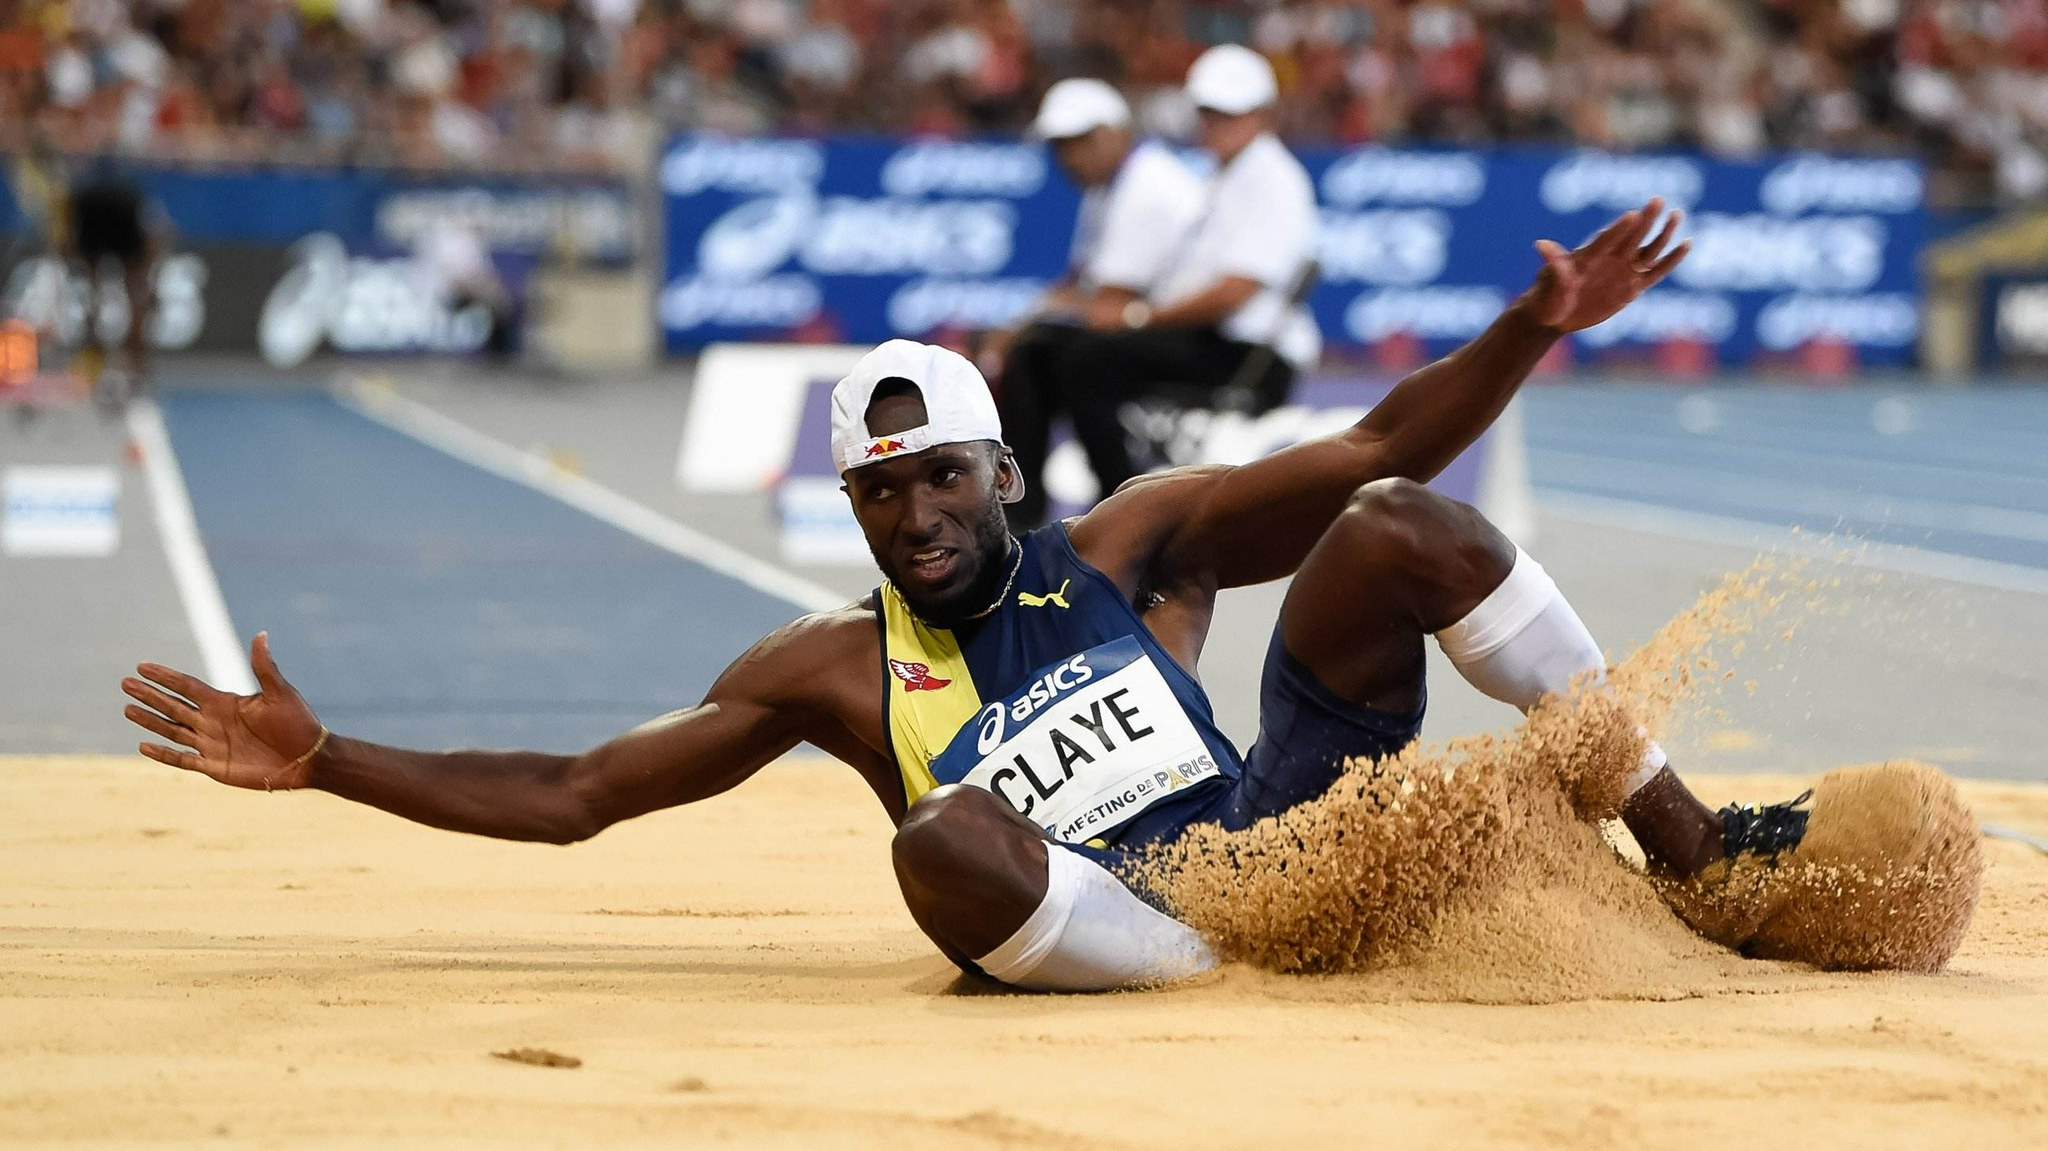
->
[[888, 658, 951, 692]]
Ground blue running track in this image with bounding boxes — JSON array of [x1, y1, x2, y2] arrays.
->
[[1523, 386, 2048, 573], [161, 389, 809, 752]]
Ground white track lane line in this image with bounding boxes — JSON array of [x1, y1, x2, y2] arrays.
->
[[333, 376, 849, 615], [1983, 824, 2048, 853], [1539, 488, 2048, 597], [125, 398, 259, 694]]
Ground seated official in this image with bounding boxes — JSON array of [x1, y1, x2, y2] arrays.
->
[[1000, 46, 1320, 528], [991, 78, 1203, 526]]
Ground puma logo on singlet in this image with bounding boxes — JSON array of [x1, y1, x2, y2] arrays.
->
[[889, 658, 951, 692], [1017, 579, 1072, 609]]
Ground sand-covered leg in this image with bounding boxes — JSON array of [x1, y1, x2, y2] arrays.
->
[[1432, 543, 1685, 827], [1656, 761, 1983, 972], [1439, 557, 1987, 971]]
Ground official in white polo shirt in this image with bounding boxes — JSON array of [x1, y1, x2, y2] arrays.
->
[[998, 47, 1321, 528], [1156, 45, 1321, 380], [996, 78, 1204, 526]]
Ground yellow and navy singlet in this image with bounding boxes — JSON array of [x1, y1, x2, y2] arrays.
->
[[878, 523, 1241, 846]]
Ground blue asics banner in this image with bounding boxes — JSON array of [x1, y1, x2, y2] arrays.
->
[[0, 162, 636, 261], [657, 135, 1079, 348], [1306, 147, 1924, 366], [659, 135, 1925, 367]]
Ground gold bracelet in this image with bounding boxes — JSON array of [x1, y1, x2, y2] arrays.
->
[[286, 726, 330, 772]]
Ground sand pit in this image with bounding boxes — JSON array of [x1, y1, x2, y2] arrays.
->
[[3, 754, 2045, 1149]]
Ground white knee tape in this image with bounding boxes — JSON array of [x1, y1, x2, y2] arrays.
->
[[1435, 548, 1667, 795], [976, 847, 1216, 992], [1435, 548, 1602, 709]]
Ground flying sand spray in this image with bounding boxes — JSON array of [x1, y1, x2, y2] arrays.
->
[[1139, 559, 1984, 988]]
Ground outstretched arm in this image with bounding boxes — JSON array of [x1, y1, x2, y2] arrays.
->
[[1091, 200, 1687, 591], [122, 616, 859, 844]]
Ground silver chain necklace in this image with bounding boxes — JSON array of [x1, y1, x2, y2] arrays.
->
[[963, 541, 1023, 621]]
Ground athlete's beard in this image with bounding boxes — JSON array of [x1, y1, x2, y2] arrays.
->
[[876, 497, 1016, 629]]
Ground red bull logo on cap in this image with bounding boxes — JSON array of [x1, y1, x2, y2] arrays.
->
[[843, 426, 937, 471]]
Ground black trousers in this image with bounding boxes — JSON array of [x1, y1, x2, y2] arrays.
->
[[998, 322, 1294, 527]]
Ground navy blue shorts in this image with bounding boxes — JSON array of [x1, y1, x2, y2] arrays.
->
[[1063, 627, 1424, 879]]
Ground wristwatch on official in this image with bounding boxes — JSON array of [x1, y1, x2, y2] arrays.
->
[[1121, 300, 1153, 329]]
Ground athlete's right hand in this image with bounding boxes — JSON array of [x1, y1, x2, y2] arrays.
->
[[121, 632, 326, 791]]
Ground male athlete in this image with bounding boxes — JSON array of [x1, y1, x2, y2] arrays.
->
[[122, 199, 1814, 991]]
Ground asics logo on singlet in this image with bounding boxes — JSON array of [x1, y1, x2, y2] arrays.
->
[[1017, 579, 1071, 609], [975, 653, 1093, 754], [975, 704, 1005, 755]]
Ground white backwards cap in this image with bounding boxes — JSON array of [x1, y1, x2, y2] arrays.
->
[[829, 340, 1005, 474], [1185, 44, 1277, 115], [1033, 77, 1131, 140]]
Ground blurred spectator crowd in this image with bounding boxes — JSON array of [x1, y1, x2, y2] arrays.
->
[[0, 0, 2042, 201]]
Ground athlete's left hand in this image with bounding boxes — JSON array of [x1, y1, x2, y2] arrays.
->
[[1521, 198, 1689, 333]]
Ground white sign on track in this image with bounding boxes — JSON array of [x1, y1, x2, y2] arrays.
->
[[2, 466, 120, 556], [676, 343, 867, 492]]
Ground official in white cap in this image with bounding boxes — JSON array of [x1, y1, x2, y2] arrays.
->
[[996, 46, 1321, 528], [1156, 43, 1319, 385], [1031, 78, 1203, 330], [993, 77, 1205, 525]]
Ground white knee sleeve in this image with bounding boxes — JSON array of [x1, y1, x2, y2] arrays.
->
[[1435, 548, 1603, 709], [1435, 547, 1666, 794], [975, 847, 1216, 992]]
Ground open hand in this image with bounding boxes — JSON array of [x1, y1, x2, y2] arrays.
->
[[1522, 198, 1689, 334], [121, 632, 325, 791]]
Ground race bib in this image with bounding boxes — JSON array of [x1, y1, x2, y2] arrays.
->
[[928, 637, 1223, 843]]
